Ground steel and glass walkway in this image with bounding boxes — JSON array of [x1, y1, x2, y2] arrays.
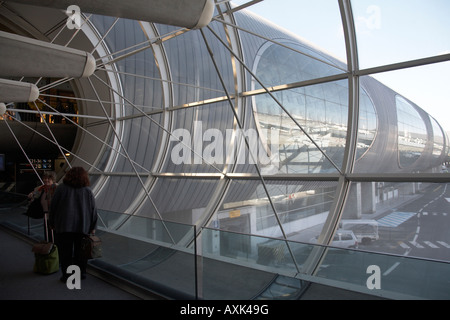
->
[[2, 192, 449, 300]]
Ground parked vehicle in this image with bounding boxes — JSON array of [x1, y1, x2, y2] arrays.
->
[[339, 219, 379, 245], [310, 230, 358, 249]]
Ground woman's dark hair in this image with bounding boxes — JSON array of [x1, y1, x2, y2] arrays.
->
[[63, 167, 90, 188]]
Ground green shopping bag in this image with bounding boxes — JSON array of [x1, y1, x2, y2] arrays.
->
[[32, 242, 59, 274]]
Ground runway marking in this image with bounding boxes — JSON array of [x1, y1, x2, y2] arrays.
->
[[399, 240, 450, 249], [383, 262, 400, 276], [423, 241, 439, 248], [437, 241, 450, 248], [399, 242, 410, 249], [409, 241, 424, 248], [377, 212, 416, 227]]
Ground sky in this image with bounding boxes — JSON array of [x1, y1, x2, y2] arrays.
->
[[230, 0, 450, 132]]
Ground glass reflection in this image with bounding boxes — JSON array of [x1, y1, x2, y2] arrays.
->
[[431, 117, 445, 160], [341, 181, 450, 263], [211, 180, 337, 241], [396, 96, 427, 168], [356, 88, 378, 159], [252, 40, 349, 173]]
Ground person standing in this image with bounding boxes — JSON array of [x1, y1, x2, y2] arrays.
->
[[49, 167, 98, 282], [28, 170, 58, 212], [28, 171, 58, 237]]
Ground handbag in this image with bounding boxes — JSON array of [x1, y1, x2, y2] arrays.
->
[[25, 194, 44, 219], [81, 234, 102, 259], [32, 242, 54, 255]]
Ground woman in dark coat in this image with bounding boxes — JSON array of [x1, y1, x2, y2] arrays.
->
[[50, 167, 98, 282]]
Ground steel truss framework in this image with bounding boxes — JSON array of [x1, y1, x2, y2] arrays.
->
[[2, 0, 450, 278]]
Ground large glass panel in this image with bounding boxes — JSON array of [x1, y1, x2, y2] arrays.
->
[[372, 63, 450, 138], [231, 0, 347, 62], [111, 113, 163, 173], [352, 0, 450, 69], [431, 117, 445, 160], [91, 16, 164, 115], [96, 211, 198, 299], [210, 179, 337, 241], [161, 103, 236, 174], [251, 82, 349, 174], [157, 22, 235, 105], [245, 30, 349, 174], [3, 0, 450, 301], [341, 181, 450, 263], [201, 227, 303, 299], [270, 180, 338, 242], [135, 178, 222, 225], [252, 40, 345, 87], [201, 227, 450, 300], [396, 96, 427, 168], [355, 72, 448, 174], [315, 244, 450, 299], [356, 86, 378, 160], [95, 176, 145, 213], [209, 179, 282, 237]]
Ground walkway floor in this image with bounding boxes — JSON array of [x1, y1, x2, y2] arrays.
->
[[0, 226, 141, 300], [0, 200, 385, 301]]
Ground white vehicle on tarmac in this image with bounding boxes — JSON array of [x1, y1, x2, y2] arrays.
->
[[310, 230, 359, 249], [339, 219, 379, 245]]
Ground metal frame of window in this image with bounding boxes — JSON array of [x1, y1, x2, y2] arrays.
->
[[2, 0, 450, 277]]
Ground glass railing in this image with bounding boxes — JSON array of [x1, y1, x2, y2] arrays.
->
[[312, 245, 450, 300], [200, 227, 450, 300], [94, 209, 198, 299], [200, 227, 310, 299], [1, 202, 450, 300]]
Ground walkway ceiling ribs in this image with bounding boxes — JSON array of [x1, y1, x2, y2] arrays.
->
[[0, 30, 95, 104], [6, 0, 215, 29], [0, 0, 214, 105]]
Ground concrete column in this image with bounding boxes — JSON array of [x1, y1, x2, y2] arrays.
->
[[361, 182, 376, 214], [343, 182, 362, 219]]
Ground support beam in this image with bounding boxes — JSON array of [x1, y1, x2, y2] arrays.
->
[[7, 0, 215, 29], [0, 31, 95, 78], [0, 78, 39, 102]]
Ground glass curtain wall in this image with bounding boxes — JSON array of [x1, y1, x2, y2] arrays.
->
[[342, 0, 450, 265], [2, 0, 450, 284]]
